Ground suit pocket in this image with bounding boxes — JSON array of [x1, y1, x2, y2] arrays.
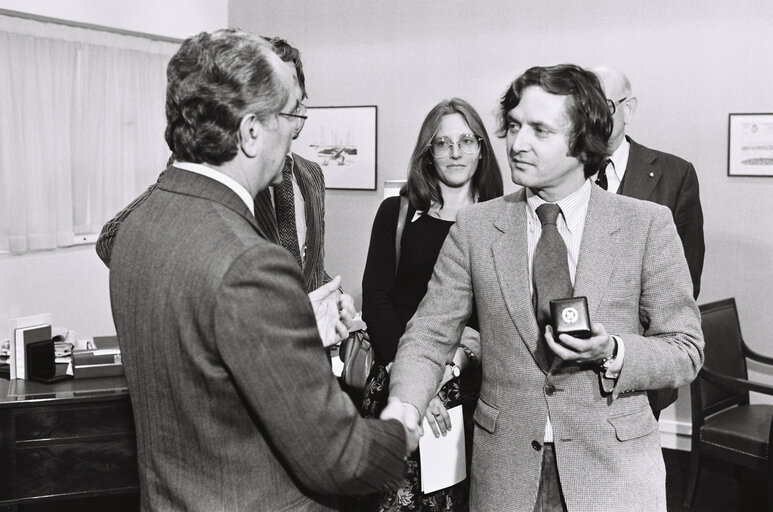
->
[[607, 404, 657, 441], [473, 397, 499, 434]]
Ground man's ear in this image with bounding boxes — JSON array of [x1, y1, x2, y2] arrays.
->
[[623, 97, 638, 126], [239, 114, 260, 158]]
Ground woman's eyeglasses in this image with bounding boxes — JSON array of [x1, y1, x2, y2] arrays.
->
[[428, 134, 481, 158]]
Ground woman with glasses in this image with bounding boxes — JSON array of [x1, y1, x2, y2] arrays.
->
[[359, 98, 503, 511]]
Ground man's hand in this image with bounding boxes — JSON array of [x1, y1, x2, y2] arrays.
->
[[337, 291, 356, 335], [381, 396, 423, 454], [308, 276, 347, 347], [424, 396, 451, 438], [545, 322, 615, 364]]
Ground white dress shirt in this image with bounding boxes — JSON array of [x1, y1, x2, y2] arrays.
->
[[173, 161, 254, 217], [525, 180, 625, 441]]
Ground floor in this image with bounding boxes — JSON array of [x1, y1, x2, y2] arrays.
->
[[16, 449, 770, 511]]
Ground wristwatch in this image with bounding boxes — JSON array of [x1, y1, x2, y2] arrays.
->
[[599, 336, 619, 372], [448, 362, 461, 378]]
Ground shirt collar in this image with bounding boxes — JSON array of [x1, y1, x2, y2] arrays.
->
[[525, 179, 592, 235], [172, 161, 255, 216], [608, 137, 631, 180]]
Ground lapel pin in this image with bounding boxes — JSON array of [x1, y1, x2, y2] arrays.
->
[[649, 172, 654, 177]]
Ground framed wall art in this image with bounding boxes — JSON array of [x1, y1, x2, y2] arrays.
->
[[728, 113, 773, 177], [293, 105, 377, 190]]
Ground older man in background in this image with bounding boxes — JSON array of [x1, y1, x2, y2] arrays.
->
[[591, 64, 705, 418]]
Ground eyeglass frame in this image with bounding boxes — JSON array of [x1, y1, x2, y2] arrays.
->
[[278, 103, 308, 126], [426, 134, 482, 158], [606, 97, 629, 115]]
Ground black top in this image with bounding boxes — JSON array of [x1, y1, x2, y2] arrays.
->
[[362, 196, 475, 365]]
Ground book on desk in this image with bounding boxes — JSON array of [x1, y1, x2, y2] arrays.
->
[[73, 335, 124, 379]]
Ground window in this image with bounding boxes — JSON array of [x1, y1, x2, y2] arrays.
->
[[0, 15, 179, 254]]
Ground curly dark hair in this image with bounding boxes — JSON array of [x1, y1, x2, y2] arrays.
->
[[404, 98, 503, 211], [496, 64, 612, 177], [164, 28, 289, 165]]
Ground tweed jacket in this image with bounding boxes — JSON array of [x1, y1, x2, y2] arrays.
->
[[390, 185, 704, 512], [109, 166, 406, 512], [97, 153, 331, 293]]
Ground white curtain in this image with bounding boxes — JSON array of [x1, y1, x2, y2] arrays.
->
[[0, 15, 178, 254]]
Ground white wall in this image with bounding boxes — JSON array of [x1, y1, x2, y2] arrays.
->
[[0, 1, 228, 342], [231, 0, 773, 446], [0, 0, 227, 39]]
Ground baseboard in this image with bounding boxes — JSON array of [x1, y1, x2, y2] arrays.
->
[[659, 418, 691, 451]]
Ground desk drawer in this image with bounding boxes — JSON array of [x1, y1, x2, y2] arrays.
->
[[15, 402, 134, 441], [16, 437, 138, 497]]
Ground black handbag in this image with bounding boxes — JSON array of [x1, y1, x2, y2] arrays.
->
[[340, 328, 374, 390], [341, 196, 409, 390]]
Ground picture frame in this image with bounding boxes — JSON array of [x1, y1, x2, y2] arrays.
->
[[293, 105, 377, 190], [727, 113, 773, 177]]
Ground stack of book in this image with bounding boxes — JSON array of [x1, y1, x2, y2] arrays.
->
[[73, 335, 124, 379]]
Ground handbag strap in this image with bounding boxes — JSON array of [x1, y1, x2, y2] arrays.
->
[[395, 195, 409, 276]]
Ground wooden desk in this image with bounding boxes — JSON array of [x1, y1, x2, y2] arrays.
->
[[0, 377, 138, 508]]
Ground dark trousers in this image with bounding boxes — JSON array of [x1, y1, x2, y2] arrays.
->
[[533, 443, 568, 512]]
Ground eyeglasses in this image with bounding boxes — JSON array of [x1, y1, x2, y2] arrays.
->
[[606, 97, 628, 115], [278, 103, 308, 127], [428, 134, 481, 158]]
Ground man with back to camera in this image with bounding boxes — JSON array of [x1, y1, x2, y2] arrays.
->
[[385, 64, 704, 511], [96, 36, 354, 347], [108, 29, 417, 512], [591, 64, 705, 418]]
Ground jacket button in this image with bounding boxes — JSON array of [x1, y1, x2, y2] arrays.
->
[[545, 384, 556, 396], [531, 440, 542, 451]]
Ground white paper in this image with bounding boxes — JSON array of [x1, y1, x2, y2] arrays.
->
[[419, 404, 466, 493]]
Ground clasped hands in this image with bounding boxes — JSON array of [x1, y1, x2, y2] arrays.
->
[[380, 396, 423, 455], [308, 275, 356, 347]]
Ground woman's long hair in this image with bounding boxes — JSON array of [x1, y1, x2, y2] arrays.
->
[[403, 97, 503, 211]]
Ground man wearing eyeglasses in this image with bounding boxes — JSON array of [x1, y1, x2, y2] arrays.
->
[[96, 37, 355, 348], [109, 29, 413, 512], [591, 64, 705, 419]]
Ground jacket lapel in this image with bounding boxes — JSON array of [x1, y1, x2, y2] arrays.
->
[[619, 137, 660, 200], [574, 187, 625, 319], [253, 189, 279, 243], [293, 155, 322, 286], [491, 191, 549, 372]]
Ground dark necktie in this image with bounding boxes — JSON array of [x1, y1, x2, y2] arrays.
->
[[595, 159, 611, 190], [533, 204, 573, 361], [274, 157, 303, 268]]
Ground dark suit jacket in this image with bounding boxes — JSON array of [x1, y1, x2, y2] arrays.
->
[[619, 137, 704, 299], [109, 166, 405, 512], [97, 153, 331, 294], [390, 186, 704, 511], [619, 137, 705, 414]]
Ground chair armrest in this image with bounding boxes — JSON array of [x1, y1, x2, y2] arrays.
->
[[701, 367, 773, 397], [743, 340, 773, 366]]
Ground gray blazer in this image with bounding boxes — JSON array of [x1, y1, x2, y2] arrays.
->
[[110, 166, 405, 512], [390, 185, 704, 511]]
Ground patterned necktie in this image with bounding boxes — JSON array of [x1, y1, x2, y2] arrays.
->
[[595, 159, 611, 190], [533, 204, 573, 361], [274, 157, 303, 268]]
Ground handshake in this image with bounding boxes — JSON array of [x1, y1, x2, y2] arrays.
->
[[380, 396, 423, 454]]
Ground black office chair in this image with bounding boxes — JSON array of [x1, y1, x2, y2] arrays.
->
[[684, 298, 773, 508]]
